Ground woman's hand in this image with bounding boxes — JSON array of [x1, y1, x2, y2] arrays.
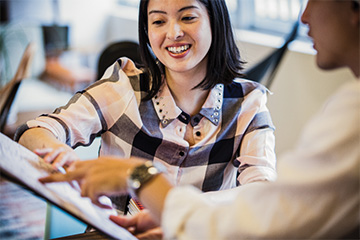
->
[[39, 156, 146, 208], [110, 210, 163, 240], [35, 143, 79, 169], [18, 127, 80, 168]]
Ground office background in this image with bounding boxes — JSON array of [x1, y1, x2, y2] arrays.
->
[[0, 0, 355, 239]]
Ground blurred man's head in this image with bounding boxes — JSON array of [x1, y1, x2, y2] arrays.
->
[[301, 0, 360, 77]]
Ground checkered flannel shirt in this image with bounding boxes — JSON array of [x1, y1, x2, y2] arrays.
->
[[18, 57, 277, 192]]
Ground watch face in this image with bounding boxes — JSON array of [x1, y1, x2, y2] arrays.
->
[[130, 179, 141, 190], [128, 161, 159, 193]]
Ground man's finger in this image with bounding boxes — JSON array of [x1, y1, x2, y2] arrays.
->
[[135, 227, 163, 240], [110, 215, 138, 229], [68, 159, 96, 171], [92, 198, 113, 209], [39, 171, 80, 183]]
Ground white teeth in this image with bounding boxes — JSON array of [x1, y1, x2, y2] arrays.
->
[[167, 45, 190, 54]]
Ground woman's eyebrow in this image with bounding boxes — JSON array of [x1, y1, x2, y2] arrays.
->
[[179, 5, 198, 12], [148, 5, 198, 15], [148, 10, 166, 15]]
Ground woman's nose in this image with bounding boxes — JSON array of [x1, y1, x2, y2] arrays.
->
[[166, 21, 184, 40]]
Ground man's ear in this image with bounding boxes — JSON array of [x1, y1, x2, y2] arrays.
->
[[351, 1, 360, 25], [352, 0, 360, 24]]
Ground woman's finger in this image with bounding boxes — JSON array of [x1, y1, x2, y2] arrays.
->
[[34, 148, 53, 157], [43, 147, 64, 164], [52, 150, 76, 168]]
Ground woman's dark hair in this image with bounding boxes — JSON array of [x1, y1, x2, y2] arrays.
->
[[138, 0, 244, 100]]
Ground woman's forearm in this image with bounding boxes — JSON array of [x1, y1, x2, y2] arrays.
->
[[18, 127, 79, 167], [18, 127, 60, 151]]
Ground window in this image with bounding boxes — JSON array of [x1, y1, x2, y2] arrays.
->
[[116, 0, 309, 41], [116, 0, 139, 8], [228, 0, 308, 38]]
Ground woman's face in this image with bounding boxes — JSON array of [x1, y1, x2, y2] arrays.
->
[[147, 0, 212, 76]]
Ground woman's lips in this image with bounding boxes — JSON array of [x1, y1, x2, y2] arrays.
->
[[166, 44, 191, 58]]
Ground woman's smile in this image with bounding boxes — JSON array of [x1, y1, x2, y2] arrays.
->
[[166, 44, 191, 58], [147, 0, 212, 75]]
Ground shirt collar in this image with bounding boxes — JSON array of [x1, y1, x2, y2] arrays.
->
[[200, 84, 223, 126], [152, 82, 223, 128]]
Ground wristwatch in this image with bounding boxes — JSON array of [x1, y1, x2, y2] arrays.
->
[[127, 161, 160, 198]]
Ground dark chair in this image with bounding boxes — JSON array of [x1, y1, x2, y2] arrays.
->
[[0, 82, 22, 133], [95, 40, 143, 214], [97, 41, 141, 80], [244, 21, 299, 88], [0, 43, 34, 135]]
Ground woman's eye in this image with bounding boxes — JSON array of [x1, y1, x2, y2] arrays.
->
[[182, 16, 196, 21], [152, 20, 164, 25]]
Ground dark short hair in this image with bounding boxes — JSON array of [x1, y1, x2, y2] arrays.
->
[[138, 0, 244, 100], [353, 0, 360, 9]]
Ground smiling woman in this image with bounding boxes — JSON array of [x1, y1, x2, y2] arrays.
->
[[17, 0, 277, 228]]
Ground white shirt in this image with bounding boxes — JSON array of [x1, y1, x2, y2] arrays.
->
[[162, 80, 360, 239]]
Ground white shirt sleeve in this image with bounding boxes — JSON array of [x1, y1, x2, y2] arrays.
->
[[162, 81, 360, 239], [236, 84, 277, 185]]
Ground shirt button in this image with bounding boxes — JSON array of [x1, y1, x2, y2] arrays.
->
[[179, 151, 185, 157]]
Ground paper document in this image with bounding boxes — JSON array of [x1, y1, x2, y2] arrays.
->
[[0, 133, 136, 240], [127, 198, 144, 216]]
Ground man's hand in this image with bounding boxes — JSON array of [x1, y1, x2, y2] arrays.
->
[[39, 157, 145, 208], [110, 210, 163, 240]]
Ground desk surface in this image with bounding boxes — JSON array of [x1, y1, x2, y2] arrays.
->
[[0, 176, 47, 239], [53, 231, 110, 240]]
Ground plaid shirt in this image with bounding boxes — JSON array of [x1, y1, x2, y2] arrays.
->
[[21, 57, 276, 192]]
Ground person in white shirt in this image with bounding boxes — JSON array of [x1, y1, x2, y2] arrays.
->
[[40, 0, 360, 239]]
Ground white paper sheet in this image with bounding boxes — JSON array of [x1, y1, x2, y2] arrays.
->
[[0, 133, 136, 240]]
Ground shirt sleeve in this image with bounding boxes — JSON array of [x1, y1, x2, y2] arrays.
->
[[16, 58, 138, 148], [162, 81, 360, 239], [25, 91, 103, 147], [236, 83, 277, 184], [237, 128, 277, 184]]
